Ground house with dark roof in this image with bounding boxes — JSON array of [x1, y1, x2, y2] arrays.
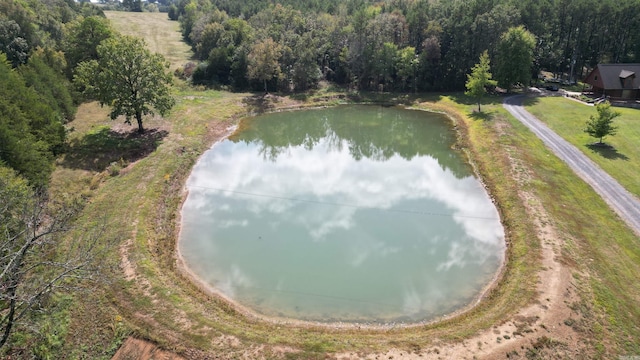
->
[[584, 64, 640, 100]]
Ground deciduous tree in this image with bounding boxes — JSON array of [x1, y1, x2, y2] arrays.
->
[[374, 42, 398, 90], [495, 26, 536, 91], [290, 33, 321, 91], [63, 16, 114, 74], [465, 50, 497, 112], [75, 36, 175, 133], [247, 37, 281, 93], [396, 46, 417, 92]]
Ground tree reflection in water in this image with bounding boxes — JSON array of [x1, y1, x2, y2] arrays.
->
[[229, 105, 469, 178]]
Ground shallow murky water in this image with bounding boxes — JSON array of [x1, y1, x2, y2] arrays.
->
[[179, 105, 504, 324]]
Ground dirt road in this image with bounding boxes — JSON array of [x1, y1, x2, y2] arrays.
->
[[503, 95, 640, 236]]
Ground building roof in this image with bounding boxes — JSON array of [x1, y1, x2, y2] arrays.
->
[[619, 69, 635, 79], [593, 64, 640, 90]]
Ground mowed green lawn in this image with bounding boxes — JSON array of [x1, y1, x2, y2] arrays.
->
[[525, 97, 640, 197]]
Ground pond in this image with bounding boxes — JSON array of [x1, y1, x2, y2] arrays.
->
[[179, 105, 505, 324]]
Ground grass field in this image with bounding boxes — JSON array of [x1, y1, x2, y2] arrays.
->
[[104, 11, 192, 70], [19, 11, 640, 360], [524, 97, 640, 197]]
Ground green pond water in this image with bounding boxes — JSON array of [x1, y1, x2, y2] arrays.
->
[[179, 105, 505, 324]]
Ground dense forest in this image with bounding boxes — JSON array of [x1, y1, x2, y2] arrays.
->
[[169, 0, 640, 92]]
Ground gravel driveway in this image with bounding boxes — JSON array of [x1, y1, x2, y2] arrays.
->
[[503, 95, 640, 236]]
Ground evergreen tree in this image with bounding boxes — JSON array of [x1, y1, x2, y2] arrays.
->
[[0, 53, 65, 187], [19, 49, 76, 122]]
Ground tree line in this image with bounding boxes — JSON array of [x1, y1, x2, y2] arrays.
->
[[170, 0, 640, 93]]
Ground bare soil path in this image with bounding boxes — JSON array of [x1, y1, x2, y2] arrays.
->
[[504, 95, 640, 236]]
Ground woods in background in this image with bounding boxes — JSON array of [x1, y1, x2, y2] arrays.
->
[[170, 0, 640, 93], [2, 0, 640, 186]]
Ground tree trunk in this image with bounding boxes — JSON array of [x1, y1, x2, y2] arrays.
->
[[136, 111, 144, 133], [0, 293, 16, 348], [478, 101, 481, 112]]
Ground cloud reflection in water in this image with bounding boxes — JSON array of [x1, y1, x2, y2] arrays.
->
[[180, 106, 505, 323]]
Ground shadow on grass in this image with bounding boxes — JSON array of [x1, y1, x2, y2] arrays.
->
[[520, 95, 541, 107], [289, 92, 310, 101], [469, 111, 494, 121], [448, 93, 505, 107], [448, 92, 541, 108], [586, 143, 629, 161], [340, 91, 444, 106], [242, 94, 277, 114], [62, 127, 169, 172]]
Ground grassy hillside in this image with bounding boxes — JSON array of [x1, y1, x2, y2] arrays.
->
[[104, 11, 192, 70]]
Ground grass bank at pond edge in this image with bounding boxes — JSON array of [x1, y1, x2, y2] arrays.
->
[[41, 90, 640, 359], [63, 91, 535, 356]]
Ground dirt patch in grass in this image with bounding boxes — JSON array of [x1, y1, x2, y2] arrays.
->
[[111, 337, 185, 360]]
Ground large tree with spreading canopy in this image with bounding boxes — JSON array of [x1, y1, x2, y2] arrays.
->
[[75, 35, 175, 133]]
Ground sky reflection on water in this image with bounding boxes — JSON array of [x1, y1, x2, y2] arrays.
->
[[179, 106, 505, 323]]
